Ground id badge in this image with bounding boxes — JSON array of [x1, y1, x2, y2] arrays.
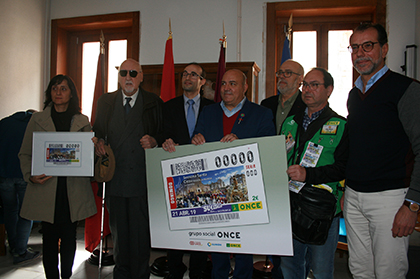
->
[[300, 142, 323, 168]]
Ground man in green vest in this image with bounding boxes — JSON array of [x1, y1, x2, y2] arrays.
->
[[275, 67, 348, 279]]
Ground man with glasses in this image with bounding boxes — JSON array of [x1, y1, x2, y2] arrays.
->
[[93, 58, 163, 278], [261, 59, 306, 134], [277, 67, 348, 279], [344, 23, 420, 279], [161, 62, 214, 279]]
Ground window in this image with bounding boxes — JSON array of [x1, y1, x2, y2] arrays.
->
[[81, 40, 127, 118], [266, 0, 386, 107], [50, 12, 139, 119], [292, 27, 353, 116]]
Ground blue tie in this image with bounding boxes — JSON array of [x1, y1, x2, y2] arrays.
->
[[125, 97, 132, 114], [186, 99, 195, 138]]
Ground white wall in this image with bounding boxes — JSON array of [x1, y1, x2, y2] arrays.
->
[[49, 0, 241, 64], [0, 0, 48, 119], [0, 0, 418, 120], [387, 0, 417, 77], [48, 0, 268, 100]]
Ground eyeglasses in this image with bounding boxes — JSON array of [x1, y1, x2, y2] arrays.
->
[[275, 70, 301, 78], [302, 81, 325, 90], [182, 71, 203, 79], [347, 41, 379, 53], [119, 70, 141, 78]]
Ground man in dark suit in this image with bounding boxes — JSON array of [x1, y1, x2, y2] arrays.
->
[[161, 62, 214, 279], [261, 59, 306, 134], [192, 69, 275, 279], [93, 58, 163, 279]]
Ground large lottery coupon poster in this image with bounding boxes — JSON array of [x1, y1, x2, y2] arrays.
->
[[146, 136, 293, 256]]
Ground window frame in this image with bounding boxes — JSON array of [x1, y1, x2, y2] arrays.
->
[[265, 0, 386, 98], [50, 12, 139, 102]]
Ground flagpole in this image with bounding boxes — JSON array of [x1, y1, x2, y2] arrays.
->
[[280, 13, 292, 67], [214, 23, 227, 102], [160, 18, 176, 102]]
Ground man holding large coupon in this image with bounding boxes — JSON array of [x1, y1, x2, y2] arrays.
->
[[191, 69, 275, 279]]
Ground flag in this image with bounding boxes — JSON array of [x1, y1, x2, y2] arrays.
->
[[90, 51, 104, 125], [85, 182, 111, 252], [281, 14, 293, 65], [281, 36, 291, 65], [214, 37, 226, 103], [84, 36, 111, 253], [160, 33, 176, 102]]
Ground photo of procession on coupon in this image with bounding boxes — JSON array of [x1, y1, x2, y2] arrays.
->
[[161, 143, 269, 231]]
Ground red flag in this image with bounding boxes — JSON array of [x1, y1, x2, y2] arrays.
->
[[85, 44, 111, 253], [214, 38, 226, 103], [85, 182, 111, 252], [90, 52, 104, 125], [160, 34, 176, 102]]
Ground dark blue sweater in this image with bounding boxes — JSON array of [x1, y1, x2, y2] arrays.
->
[[346, 71, 414, 192]]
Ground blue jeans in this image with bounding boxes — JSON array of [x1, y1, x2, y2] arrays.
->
[[211, 253, 253, 279], [0, 177, 33, 255], [280, 216, 340, 279]]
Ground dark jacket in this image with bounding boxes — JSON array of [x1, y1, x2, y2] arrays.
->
[[0, 111, 33, 178], [93, 87, 164, 197], [261, 90, 306, 133], [194, 98, 276, 142], [93, 87, 163, 142], [162, 95, 214, 145]]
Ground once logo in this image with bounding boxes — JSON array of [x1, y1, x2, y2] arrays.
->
[[217, 231, 240, 239]]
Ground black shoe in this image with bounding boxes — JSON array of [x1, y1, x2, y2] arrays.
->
[[164, 264, 188, 279], [164, 273, 184, 279], [13, 248, 41, 264]]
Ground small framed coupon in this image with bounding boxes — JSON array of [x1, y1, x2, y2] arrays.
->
[[31, 132, 94, 176]]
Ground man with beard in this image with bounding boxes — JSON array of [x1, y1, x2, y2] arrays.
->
[[161, 62, 214, 279], [93, 59, 163, 278], [261, 60, 307, 279], [261, 59, 306, 134], [344, 23, 420, 279]]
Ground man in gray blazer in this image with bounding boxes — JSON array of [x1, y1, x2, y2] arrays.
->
[[93, 58, 163, 279]]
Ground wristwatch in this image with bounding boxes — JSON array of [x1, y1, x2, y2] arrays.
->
[[403, 200, 420, 212]]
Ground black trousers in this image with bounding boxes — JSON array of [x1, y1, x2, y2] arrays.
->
[[41, 221, 77, 279], [167, 249, 208, 278], [107, 195, 150, 279]]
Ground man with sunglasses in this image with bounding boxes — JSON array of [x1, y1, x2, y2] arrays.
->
[[261, 59, 306, 134], [93, 58, 163, 279], [161, 62, 214, 279], [277, 68, 348, 279], [344, 23, 420, 279]]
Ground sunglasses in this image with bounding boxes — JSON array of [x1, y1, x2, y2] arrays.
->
[[119, 70, 140, 78]]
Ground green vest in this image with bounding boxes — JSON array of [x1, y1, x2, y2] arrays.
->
[[281, 115, 346, 214]]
